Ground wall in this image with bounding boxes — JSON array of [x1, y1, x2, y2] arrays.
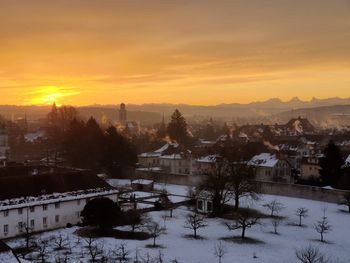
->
[[132, 170, 349, 204]]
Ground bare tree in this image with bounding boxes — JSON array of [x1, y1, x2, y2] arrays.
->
[[263, 199, 284, 217], [53, 232, 69, 250], [36, 239, 49, 263], [295, 207, 309, 226], [54, 253, 70, 263], [147, 222, 166, 247], [125, 209, 150, 233], [184, 212, 207, 239], [21, 223, 34, 250], [271, 217, 283, 234], [84, 237, 104, 263], [112, 243, 129, 263], [314, 217, 332, 242], [213, 241, 227, 263], [339, 192, 350, 213], [199, 160, 257, 215], [295, 245, 330, 263], [225, 210, 260, 239]]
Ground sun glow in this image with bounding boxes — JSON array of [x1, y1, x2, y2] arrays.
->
[[28, 86, 80, 106]]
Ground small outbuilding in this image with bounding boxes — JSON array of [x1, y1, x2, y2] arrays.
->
[[196, 191, 213, 214], [131, 179, 154, 191]]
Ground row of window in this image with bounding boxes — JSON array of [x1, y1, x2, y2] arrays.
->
[[2, 199, 86, 217], [3, 215, 60, 235]]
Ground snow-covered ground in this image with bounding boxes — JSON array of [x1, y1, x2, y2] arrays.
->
[[5, 182, 350, 263]]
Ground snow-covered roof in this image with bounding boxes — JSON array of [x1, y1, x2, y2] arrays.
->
[[131, 179, 154, 185], [196, 155, 218, 164], [154, 142, 179, 153], [0, 188, 118, 212], [139, 142, 179, 158], [247, 153, 279, 168], [24, 131, 45, 142], [346, 154, 350, 165], [159, 154, 183, 160]]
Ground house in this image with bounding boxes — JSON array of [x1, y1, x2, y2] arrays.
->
[[300, 156, 322, 180], [138, 142, 179, 168], [193, 155, 217, 175], [345, 154, 350, 167], [196, 191, 213, 214], [248, 153, 293, 183], [0, 128, 9, 165], [0, 171, 118, 239], [131, 179, 154, 191]]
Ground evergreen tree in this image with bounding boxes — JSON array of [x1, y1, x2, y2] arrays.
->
[[319, 141, 344, 187], [166, 109, 188, 144]]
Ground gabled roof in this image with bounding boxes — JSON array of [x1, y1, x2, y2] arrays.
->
[[346, 154, 350, 165], [247, 153, 279, 168], [0, 171, 112, 200]]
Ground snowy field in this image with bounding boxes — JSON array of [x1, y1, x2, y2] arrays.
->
[[5, 181, 350, 263]]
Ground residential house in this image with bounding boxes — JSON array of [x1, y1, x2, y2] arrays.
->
[[248, 153, 293, 183]]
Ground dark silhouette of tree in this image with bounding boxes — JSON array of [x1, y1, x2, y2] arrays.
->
[[81, 198, 121, 233], [295, 245, 330, 263], [314, 216, 332, 242], [167, 109, 188, 144], [225, 209, 260, 239], [263, 199, 285, 217], [200, 158, 257, 215], [295, 207, 308, 226], [184, 212, 207, 238], [319, 141, 344, 186]]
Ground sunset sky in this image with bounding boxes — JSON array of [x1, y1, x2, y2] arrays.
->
[[1, 0, 350, 106]]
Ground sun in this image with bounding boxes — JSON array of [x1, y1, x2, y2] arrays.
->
[[28, 86, 80, 106]]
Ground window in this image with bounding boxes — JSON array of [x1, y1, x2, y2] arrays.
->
[[43, 217, 47, 227], [55, 215, 60, 223], [4, 210, 9, 217], [3, 224, 8, 235], [18, 222, 24, 232], [42, 204, 48, 211], [55, 203, 60, 209], [30, 206, 35, 213], [197, 200, 203, 211], [30, 219, 35, 228], [18, 208, 23, 215], [76, 211, 80, 218], [207, 201, 213, 212], [77, 199, 81, 205]]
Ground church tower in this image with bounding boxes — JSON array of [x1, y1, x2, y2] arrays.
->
[[119, 103, 127, 125]]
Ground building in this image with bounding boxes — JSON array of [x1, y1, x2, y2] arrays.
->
[[131, 179, 154, 191], [119, 103, 127, 125], [196, 191, 213, 214], [0, 128, 9, 165], [138, 142, 179, 168], [248, 153, 293, 183], [193, 155, 217, 175], [345, 154, 350, 167], [0, 171, 118, 239], [300, 156, 321, 180]]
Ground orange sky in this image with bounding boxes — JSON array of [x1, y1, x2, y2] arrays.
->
[[1, 0, 350, 106]]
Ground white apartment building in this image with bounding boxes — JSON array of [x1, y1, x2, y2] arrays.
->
[[0, 172, 118, 239]]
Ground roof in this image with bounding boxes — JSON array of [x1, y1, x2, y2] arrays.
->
[[0, 171, 112, 200], [131, 179, 154, 185], [247, 153, 279, 168], [139, 142, 179, 158], [159, 154, 183, 160], [196, 155, 218, 164], [346, 154, 350, 164]]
